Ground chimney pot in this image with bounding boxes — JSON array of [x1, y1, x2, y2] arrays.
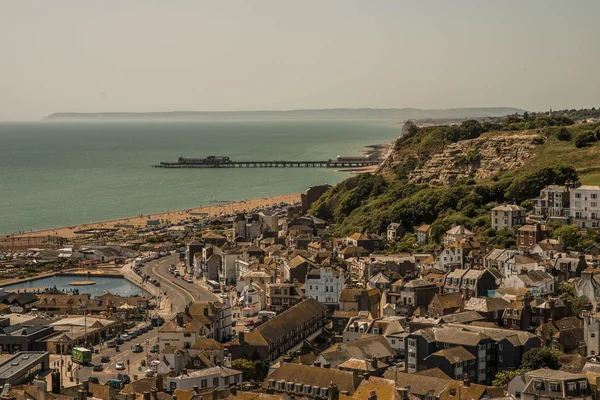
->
[[193, 386, 199, 394]]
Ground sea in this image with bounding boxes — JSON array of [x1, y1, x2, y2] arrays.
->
[[0, 120, 400, 235], [1, 275, 143, 297]]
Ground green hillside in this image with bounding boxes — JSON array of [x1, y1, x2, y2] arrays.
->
[[311, 115, 600, 252]]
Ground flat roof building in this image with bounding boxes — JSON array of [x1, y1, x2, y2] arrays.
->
[[0, 351, 50, 386]]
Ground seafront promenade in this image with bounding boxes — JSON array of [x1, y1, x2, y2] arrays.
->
[[1, 192, 301, 240]]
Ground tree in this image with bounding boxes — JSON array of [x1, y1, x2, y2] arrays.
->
[[572, 296, 591, 316], [231, 358, 255, 381], [520, 348, 561, 371], [493, 369, 524, 386], [553, 225, 580, 251]]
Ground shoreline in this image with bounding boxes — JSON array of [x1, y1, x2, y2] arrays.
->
[[1, 192, 301, 240], [1, 140, 394, 240]]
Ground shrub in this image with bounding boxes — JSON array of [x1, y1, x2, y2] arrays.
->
[[556, 127, 571, 141]]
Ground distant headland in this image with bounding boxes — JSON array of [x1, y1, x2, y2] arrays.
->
[[42, 107, 526, 122]]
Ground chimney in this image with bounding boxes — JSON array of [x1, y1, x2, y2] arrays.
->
[[151, 388, 158, 400], [143, 392, 151, 400], [185, 305, 190, 316], [328, 383, 339, 400], [176, 313, 184, 327], [463, 374, 470, 387], [368, 391, 377, 400], [397, 388, 409, 400], [230, 386, 238, 396], [204, 307, 209, 316], [193, 386, 199, 394], [238, 331, 245, 344], [83, 380, 89, 393], [77, 390, 86, 400], [173, 396, 178, 400]]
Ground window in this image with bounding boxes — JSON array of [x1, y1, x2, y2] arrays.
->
[[576, 193, 582, 199], [593, 193, 598, 199], [499, 356, 503, 362], [568, 383, 576, 391], [592, 202, 598, 208], [592, 333, 596, 338], [514, 310, 519, 316], [212, 377, 219, 387], [201, 379, 208, 388], [408, 339, 417, 347], [550, 383, 559, 392], [515, 392, 521, 399], [391, 339, 396, 345], [194, 359, 202, 367], [408, 364, 416, 369], [580, 381, 588, 390], [499, 344, 503, 350]]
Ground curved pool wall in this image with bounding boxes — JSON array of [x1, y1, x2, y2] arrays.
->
[[2, 275, 145, 297]]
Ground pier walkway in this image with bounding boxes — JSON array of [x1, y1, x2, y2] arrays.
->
[[153, 160, 380, 168]]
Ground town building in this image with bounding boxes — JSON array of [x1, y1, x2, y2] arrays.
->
[[443, 226, 474, 247], [508, 369, 592, 400], [405, 324, 541, 385], [339, 288, 381, 318], [301, 185, 332, 213], [415, 224, 431, 243], [0, 351, 49, 386], [229, 298, 327, 361], [263, 364, 356, 398], [491, 204, 526, 230], [305, 267, 346, 311], [570, 184, 600, 228], [532, 185, 571, 221], [265, 282, 304, 313], [166, 366, 242, 392], [517, 224, 552, 249], [345, 232, 382, 253], [387, 223, 405, 242], [0, 323, 54, 353]]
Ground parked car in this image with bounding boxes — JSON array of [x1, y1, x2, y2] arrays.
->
[[106, 341, 117, 348], [93, 364, 103, 371], [140, 327, 148, 334], [146, 324, 154, 331], [115, 337, 124, 345], [244, 320, 255, 326], [150, 344, 159, 353], [101, 355, 110, 363], [121, 335, 132, 342], [115, 362, 125, 370], [118, 373, 131, 384]]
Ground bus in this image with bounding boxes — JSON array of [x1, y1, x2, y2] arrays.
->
[[207, 280, 221, 293]]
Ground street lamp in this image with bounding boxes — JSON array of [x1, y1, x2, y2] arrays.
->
[[145, 339, 150, 375]]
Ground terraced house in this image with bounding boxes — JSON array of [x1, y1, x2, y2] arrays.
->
[[229, 298, 327, 361]]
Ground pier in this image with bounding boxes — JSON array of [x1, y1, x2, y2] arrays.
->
[[153, 155, 380, 169]]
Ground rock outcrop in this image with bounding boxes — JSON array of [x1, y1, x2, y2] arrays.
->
[[407, 133, 542, 185]]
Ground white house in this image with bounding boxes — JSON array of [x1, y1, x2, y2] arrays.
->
[[166, 366, 242, 392], [570, 184, 600, 228], [240, 282, 266, 317], [305, 267, 345, 308]]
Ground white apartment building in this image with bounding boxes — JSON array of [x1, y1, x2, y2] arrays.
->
[[305, 267, 346, 308], [166, 366, 242, 392], [570, 185, 600, 228]]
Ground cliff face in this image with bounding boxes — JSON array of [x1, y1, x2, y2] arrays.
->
[[405, 133, 542, 185]]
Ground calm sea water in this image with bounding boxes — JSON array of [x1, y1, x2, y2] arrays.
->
[[3, 275, 143, 297], [0, 120, 400, 235]]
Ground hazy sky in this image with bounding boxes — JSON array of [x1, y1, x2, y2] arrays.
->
[[1, 1, 599, 120]]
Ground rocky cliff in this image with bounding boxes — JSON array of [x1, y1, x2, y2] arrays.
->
[[406, 132, 542, 185]]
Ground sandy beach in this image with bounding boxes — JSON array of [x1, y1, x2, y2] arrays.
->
[[2, 192, 301, 240]]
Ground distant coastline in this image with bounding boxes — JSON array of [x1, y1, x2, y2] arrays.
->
[[42, 107, 525, 122]]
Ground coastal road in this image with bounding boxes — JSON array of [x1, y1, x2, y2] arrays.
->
[[141, 255, 219, 314], [73, 323, 160, 383]]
